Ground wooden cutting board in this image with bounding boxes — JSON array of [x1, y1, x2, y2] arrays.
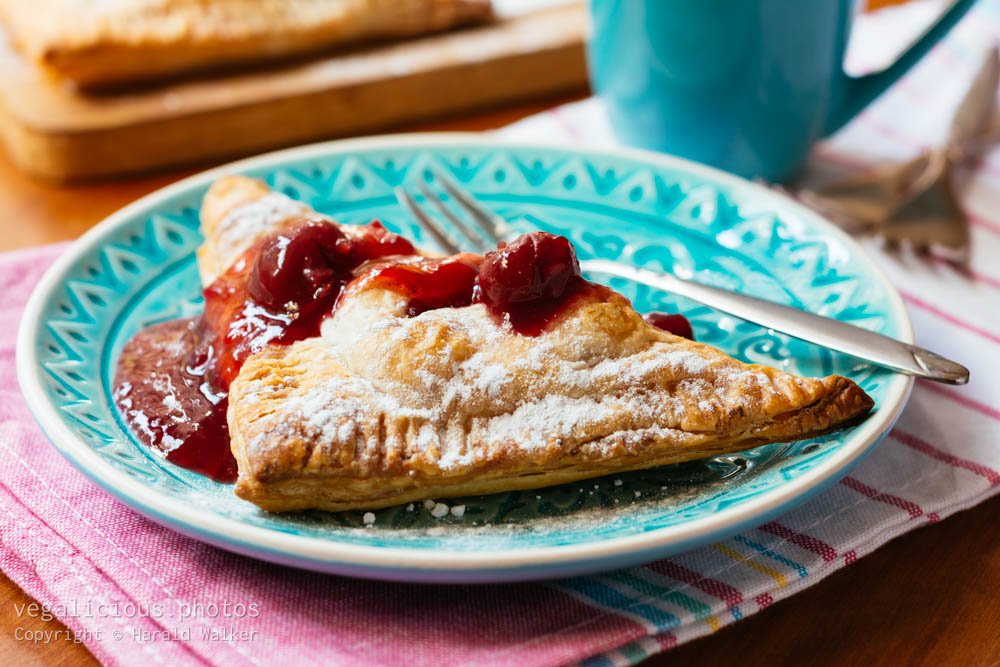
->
[[0, 3, 587, 182]]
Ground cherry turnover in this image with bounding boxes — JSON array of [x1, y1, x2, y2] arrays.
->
[[113, 220, 693, 482]]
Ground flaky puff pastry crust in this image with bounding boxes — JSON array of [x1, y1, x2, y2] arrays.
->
[[0, 0, 493, 87], [228, 284, 874, 512]]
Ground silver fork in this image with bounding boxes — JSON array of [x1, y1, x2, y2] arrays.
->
[[395, 172, 969, 385]]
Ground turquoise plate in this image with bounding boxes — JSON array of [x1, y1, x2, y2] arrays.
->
[[17, 135, 913, 583]]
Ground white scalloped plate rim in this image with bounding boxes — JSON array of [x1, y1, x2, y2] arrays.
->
[[17, 133, 914, 582]]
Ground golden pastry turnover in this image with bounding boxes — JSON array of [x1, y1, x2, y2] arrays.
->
[[0, 0, 493, 87], [113, 175, 874, 512]]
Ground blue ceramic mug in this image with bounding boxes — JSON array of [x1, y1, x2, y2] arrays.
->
[[587, 0, 976, 181]]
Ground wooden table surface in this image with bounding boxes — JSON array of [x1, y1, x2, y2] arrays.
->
[[3, 95, 1000, 667]]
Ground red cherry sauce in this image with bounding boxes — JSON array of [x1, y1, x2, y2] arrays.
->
[[474, 231, 610, 336], [114, 216, 420, 482], [113, 318, 236, 481], [643, 312, 694, 340], [354, 254, 481, 317], [200, 217, 416, 387]]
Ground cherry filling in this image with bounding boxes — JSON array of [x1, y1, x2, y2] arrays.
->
[[474, 231, 607, 336], [359, 255, 481, 317], [200, 217, 416, 387], [114, 216, 418, 482], [643, 312, 695, 340], [475, 231, 695, 340]]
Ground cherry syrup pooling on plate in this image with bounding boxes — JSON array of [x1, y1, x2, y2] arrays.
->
[[113, 318, 238, 482]]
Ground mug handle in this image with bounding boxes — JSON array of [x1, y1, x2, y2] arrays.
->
[[824, 0, 978, 135]]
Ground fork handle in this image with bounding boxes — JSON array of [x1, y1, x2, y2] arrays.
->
[[581, 260, 969, 385]]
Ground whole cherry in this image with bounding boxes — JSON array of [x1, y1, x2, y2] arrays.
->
[[248, 218, 349, 313], [476, 231, 582, 308]]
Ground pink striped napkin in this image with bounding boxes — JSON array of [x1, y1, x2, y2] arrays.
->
[[3, 2, 999, 665]]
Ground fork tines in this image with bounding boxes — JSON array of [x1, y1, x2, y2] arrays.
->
[[394, 169, 509, 255]]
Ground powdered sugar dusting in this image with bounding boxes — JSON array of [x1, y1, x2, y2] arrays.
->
[[239, 287, 778, 479]]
